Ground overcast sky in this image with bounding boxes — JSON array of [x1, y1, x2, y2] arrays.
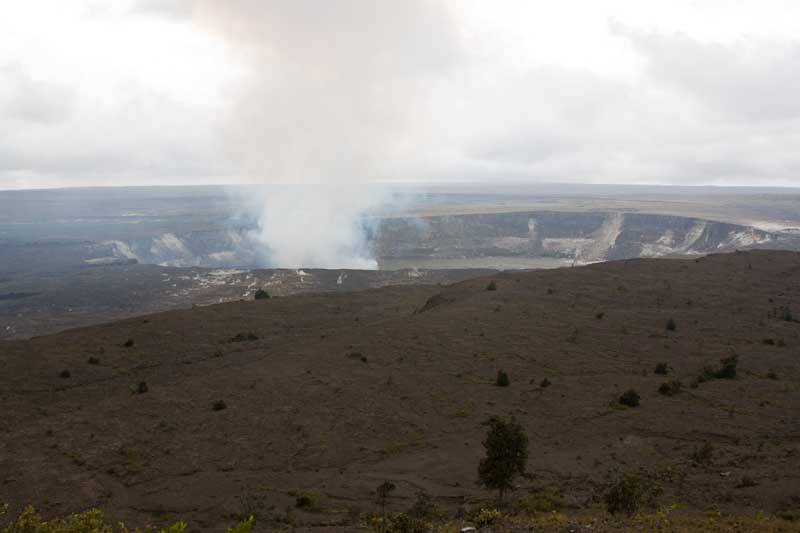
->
[[1, 0, 799, 190]]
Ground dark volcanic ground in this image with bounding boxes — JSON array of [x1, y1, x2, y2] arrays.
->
[[1, 251, 799, 531], [0, 265, 494, 340]]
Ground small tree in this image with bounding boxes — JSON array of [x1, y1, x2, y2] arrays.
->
[[254, 288, 270, 300], [376, 481, 395, 529], [478, 416, 528, 501], [495, 370, 510, 387]]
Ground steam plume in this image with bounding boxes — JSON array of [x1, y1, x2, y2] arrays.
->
[[192, 0, 460, 268]]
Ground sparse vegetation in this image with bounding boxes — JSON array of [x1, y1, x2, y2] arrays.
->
[[376, 481, 396, 527], [657, 380, 682, 396], [618, 389, 640, 407], [691, 442, 714, 466], [604, 473, 660, 516], [715, 354, 738, 379], [0, 506, 189, 533], [654, 362, 669, 375], [229, 332, 258, 343], [737, 475, 758, 488], [495, 370, 510, 387], [697, 354, 738, 383], [291, 489, 321, 511], [254, 289, 270, 300], [517, 488, 562, 513], [478, 416, 528, 501]]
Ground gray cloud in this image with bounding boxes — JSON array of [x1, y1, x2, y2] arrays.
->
[[0, 65, 75, 125], [616, 25, 800, 122], [1, 1, 799, 190]]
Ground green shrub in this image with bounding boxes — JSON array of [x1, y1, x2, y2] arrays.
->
[[518, 489, 562, 513], [654, 362, 669, 375], [0, 505, 189, 533], [495, 370, 510, 387], [618, 389, 640, 407], [226, 516, 254, 533], [486, 280, 498, 291], [478, 416, 528, 500], [604, 473, 660, 516], [254, 289, 270, 300], [290, 490, 321, 511]]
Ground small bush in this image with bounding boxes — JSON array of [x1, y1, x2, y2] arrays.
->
[[254, 289, 270, 300], [654, 362, 669, 375], [696, 355, 739, 383], [665, 318, 676, 331], [229, 332, 259, 343], [767, 371, 779, 380], [87, 356, 100, 365], [292, 490, 321, 511], [486, 280, 498, 291], [388, 512, 429, 533], [737, 475, 758, 488], [212, 400, 227, 411], [604, 474, 646, 516], [407, 491, 438, 521], [136, 381, 148, 394], [595, 312, 605, 320], [714, 355, 738, 379], [691, 442, 714, 466], [59, 369, 71, 378], [657, 380, 682, 396], [227, 516, 254, 533], [495, 370, 510, 387], [0, 505, 189, 533], [540, 378, 551, 388], [123, 338, 135, 347], [763, 338, 775, 345], [518, 489, 562, 513], [618, 389, 640, 408], [474, 508, 501, 527], [782, 307, 793, 322]]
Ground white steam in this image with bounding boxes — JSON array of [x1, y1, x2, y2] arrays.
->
[[190, 0, 459, 268]]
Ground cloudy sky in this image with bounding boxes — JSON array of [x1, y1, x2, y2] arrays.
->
[[1, 0, 799, 190]]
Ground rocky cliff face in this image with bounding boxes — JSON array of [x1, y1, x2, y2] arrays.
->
[[376, 211, 784, 263], [28, 210, 788, 270]]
